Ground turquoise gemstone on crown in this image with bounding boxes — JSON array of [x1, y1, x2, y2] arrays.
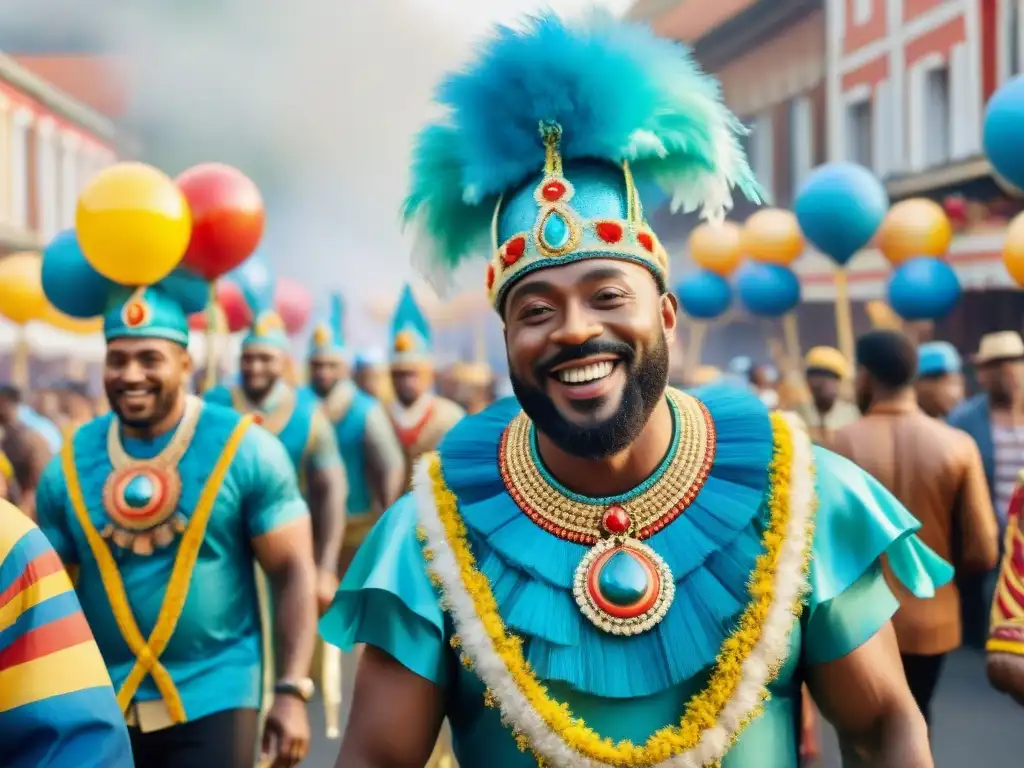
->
[[123, 473, 156, 509], [541, 211, 570, 249], [598, 550, 649, 606]]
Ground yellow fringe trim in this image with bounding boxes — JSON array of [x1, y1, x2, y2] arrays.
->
[[425, 412, 806, 766], [62, 416, 253, 723]]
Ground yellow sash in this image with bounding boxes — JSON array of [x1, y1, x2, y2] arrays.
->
[[62, 416, 253, 723]]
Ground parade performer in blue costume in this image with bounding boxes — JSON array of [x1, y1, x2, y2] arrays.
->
[[0, 498, 133, 768], [388, 284, 465, 490], [36, 284, 319, 768], [205, 282, 347, 615], [323, 12, 950, 767], [305, 292, 406, 738]]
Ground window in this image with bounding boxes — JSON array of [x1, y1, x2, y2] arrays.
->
[[788, 97, 813, 196], [845, 98, 873, 167], [853, 0, 873, 26], [923, 65, 951, 167], [35, 118, 59, 242], [10, 108, 31, 228], [751, 112, 774, 200], [59, 133, 80, 230]]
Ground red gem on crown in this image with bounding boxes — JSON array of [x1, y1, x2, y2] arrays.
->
[[542, 181, 566, 202], [503, 236, 527, 266], [596, 222, 623, 244], [602, 505, 631, 535], [125, 301, 146, 328], [637, 232, 654, 252]]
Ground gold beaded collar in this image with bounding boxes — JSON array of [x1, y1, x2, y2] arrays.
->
[[499, 389, 716, 545]]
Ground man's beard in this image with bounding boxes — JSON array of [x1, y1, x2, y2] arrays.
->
[[242, 377, 278, 404], [106, 385, 181, 431], [509, 334, 670, 460]]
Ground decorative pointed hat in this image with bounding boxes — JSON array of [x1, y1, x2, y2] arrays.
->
[[309, 292, 349, 361], [239, 261, 289, 350], [389, 284, 432, 368], [403, 11, 762, 311]]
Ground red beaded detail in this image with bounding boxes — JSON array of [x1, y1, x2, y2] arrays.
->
[[637, 232, 655, 252], [542, 180, 566, 202], [252, 413, 265, 426], [595, 221, 623, 244], [503, 236, 527, 266], [485, 264, 496, 290], [499, 402, 716, 543], [602, 505, 631, 534]]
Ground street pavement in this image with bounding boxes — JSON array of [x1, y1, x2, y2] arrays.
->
[[305, 647, 1022, 766]]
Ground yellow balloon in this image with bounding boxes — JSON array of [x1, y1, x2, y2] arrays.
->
[[877, 198, 952, 266], [1003, 212, 1024, 287], [689, 221, 742, 276], [42, 303, 104, 334], [741, 208, 805, 265], [0, 252, 48, 325], [76, 161, 192, 285]]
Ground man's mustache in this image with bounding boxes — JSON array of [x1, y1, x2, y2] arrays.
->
[[534, 339, 635, 379]]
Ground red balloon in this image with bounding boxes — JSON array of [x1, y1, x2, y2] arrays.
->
[[275, 277, 312, 335], [189, 279, 252, 333], [176, 163, 265, 280]]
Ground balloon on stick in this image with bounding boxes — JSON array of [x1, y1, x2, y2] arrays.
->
[[688, 222, 742, 276], [984, 75, 1024, 192], [740, 209, 805, 266], [794, 162, 888, 364], [76, 162, 192, 285], [736, 263, 801, 317], [886, 257, 961, 321], [176, 163, 265, 280], [188, 279, 251, 333], [675, 270, 732, 370], [42, 230, 114, 319], [158, 267, 211, 315], [275, 277, 313, 335], [1002, 211, 1024, 286], [876, 198, 952, 266], [0, 252, 48, 325]]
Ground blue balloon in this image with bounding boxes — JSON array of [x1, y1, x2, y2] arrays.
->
[[675, 270, 732, 319], [984, 75, 1024, 190], [230, 251, 275, 311], [41, 229, 114, 318], [736, 263, 801, 317], [158, 268, 210, 315], [886, 257, 961, 321], [793, 162, 888, 266]]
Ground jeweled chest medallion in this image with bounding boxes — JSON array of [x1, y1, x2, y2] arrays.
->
[[500, 389, 716, 636]]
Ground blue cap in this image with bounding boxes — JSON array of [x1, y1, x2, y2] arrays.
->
[[389, 285, 432, 368], [104, 286, 189, 347], [917, 341, 962, 377]]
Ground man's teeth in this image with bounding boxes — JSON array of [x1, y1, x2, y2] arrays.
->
[[557, 360, 614, 384]]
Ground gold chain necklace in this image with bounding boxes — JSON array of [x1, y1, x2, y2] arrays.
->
[[101, 395, 202, 556], [499, 389, 716, 636]]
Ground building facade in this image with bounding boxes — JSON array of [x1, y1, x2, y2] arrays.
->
[[0, 52, 119, 256]]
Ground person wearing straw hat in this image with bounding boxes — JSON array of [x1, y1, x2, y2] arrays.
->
[[832, 330, 998, 727], [794, 346, 860, 447], [949, 330, 1024, 648], [915, 341, 964, 419], [321, 12, 949, 767], [35, 283, 318, 767]]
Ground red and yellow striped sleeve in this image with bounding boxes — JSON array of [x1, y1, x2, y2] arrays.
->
[[0, 500, 134, 768], [988, 482, 1024, 656]]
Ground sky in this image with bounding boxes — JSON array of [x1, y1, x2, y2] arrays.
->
[[0, 0, 637, 344]]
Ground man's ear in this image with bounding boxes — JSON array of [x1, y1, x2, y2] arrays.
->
[[661, 292, 679, 345]]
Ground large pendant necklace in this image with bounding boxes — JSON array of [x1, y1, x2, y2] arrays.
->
[[101, 395, 202, 556], [499, 389, 716, 636]]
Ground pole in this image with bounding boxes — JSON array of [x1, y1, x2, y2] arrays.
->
[[833, 269, 855, 366], [782, 312, 802, 364], [203, 283, 220, 393], [688, 322, 707, 370], [11, 325, 29, 389]]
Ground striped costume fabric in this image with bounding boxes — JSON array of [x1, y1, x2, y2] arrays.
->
[[0, 499, 133, 768]]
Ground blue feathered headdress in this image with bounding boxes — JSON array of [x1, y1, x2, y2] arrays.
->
[[309, 292, 348, 360], [403, 11, 762, 308]]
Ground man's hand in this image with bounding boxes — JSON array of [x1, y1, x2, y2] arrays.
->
[[317, 569, 341, 616], [261, 694, 311, 768], [987, 651, 1024, 706]]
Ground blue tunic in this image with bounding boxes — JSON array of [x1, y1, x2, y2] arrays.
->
[[322, 387, 952, 766], [35, 403, 308, 722]]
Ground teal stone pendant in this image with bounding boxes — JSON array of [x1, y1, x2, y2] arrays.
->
[[573, 506, 674, 636], [101, 463, 185, 556]]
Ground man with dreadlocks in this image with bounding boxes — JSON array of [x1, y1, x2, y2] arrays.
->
[[322, 11, 949, 767]]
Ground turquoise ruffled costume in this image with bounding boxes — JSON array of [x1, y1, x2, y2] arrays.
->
[[321, 387, 952, 766]]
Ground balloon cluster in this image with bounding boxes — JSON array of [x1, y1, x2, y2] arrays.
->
[[984, 76, 1024, 289]]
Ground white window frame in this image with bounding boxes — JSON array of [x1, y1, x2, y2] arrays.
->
[[10, 107, 32, 229], [998, 0, 1024, 85], [908, 52, 950, 172], [35, 116, 59, 243], [59, 131, 81, 231], [842, 85, 873, 167], [752, 111, 775, 201], [853, 0, 873, 26], [872, 79, 891, 176], [788, 96, 814, 195]]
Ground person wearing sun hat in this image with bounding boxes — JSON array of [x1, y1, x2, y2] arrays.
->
[[386, 284, 465, 490], [794, 345, 861, 446], [322, 11, 948, 767], [34, 276, 319, 766], [915, 340, 964, 419]]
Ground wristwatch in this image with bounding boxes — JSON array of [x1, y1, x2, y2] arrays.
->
[[274, 677, 315, 702]]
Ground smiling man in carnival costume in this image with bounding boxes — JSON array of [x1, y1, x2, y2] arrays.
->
[[205, 286, 347, 614], [321, 12, 953, 768], [35, 283, 318, 768], [388, 284, 465, 488], [305, 292, 406, 738]]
